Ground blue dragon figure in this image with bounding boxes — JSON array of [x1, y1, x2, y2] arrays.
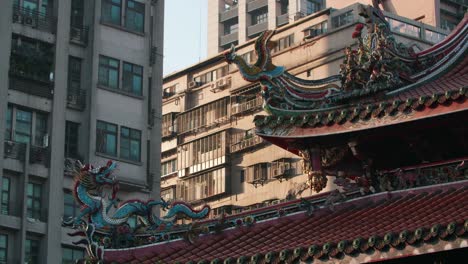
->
[[63, 160, 210, 230]]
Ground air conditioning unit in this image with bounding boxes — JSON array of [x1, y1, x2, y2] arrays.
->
[[188, 81, 202, 89], [231, 103, 240, 115]]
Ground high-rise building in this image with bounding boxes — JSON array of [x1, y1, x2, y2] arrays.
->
[[208, 0, 466, 56], [0, 0, 164, 263], [162, 2, 450, 218]]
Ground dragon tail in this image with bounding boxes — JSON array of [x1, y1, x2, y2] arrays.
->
[[163, 202, 210, 220]]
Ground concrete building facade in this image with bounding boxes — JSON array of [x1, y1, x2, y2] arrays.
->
[[163, 2, 450, 218], [208, 0, 467, 56], [0, 0, 164, 263]]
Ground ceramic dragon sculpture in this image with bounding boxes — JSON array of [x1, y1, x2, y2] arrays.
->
[[63, 160, 210, 230], [224, 30, 342, 113]]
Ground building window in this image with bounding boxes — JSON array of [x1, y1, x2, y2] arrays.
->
[[240, 170, 245, 183], [162, 113, 177, 137], [161, 159, 177, 177], [68, 56, 82, 92], [15, 109, 32, 144], [101, 0, 122, 26], [177, 131, 227, 176], [102, 0, 145, 33], [274, 34, 294, 53], [25, 239, 39, 264], [27, 182, 42, 219], [65, 121, 80, 159], [34, 113, 47, 147], [240, 51, 257, 64], [305, 20, 327, 38], [161, 187, 175, 202], [163, 84, 178, 98], [125, 0, 145, 33], [5, 106, 12, 141], [246, 163, 269, 185], [122, 62, 143, 95], [251, 8, 268, 25], [120, 127, 141, 161], [386, 17, 421, 38], [62, 246, 84, 264], [71, 0, 84, 27], [177, 97, 229, 134], [332, 10, 354, 28], [306, 0, 323, 15], [96, 121, 118, 156], [63, 191, 80, 219], [0, 234, 7, 264], [176, 168, 227, 201], [193, 65, 229, 86], [1, 178, 10, 215], [98, 55, 119, 89], [224, 18, 238, 35]]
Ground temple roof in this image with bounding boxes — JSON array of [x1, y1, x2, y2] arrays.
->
[[103, 180, 468, 263]]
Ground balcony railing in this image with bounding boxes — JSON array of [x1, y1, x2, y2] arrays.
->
[[70, 26, 89, 45], [30, 145, 50, 166], [231, 135, 264, 153], [67, 86, 87, 110], [231, 97, 263, 116], [276, 13, 289, 27], [12, 4, 57, 34], [9, 71, 54, 99], [220, 32, 239, 46], [247, 0, 268, 12], [220, 6, 238, 22], [247, 22, 268, 37], [4, 140, 26, 161]]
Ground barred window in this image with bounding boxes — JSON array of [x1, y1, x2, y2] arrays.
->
[[161, 159, 177, 177], [177, 97, 229, 134], [176, 168, 227, 202], [246, 163, 268, 183], [120, 127, 141, 161], [162, 113, 177, 138], [96, 120, 118, 156], [1, 178, 10, 215], [26, 182, 42, 219]]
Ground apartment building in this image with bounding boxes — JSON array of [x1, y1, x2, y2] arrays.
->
[[208, 0, 466, 56], [162, 2, 449, 218], [0, 0, 164, 263]]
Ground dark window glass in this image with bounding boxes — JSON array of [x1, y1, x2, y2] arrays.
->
[[5, 106, 12, 141], [122, 62, 143, 95], [96, 121, 118, 156], [252, 8, 268, 25], [25, 239, 39, 264], [62, 246, 84, 264], [332, 11, 354, 28], [240, 170, 245, 183], [306, 0, 323, 15], [63, 192, 80, 219], [15, 109, 32, 144], [27, 182, 42, 219], [1, 178, 10, 215], [71, 0, 84, 27], [224, 18, 238, 35], [65, 121, 80, 158], [120, 127, 141, 161], [34, 113, 48, 147], [68, 56, 82, 92], [125, 0, 145, 32], [98, 56, 119, 89], [102, 0, 122, 25], [0, 234, 7, 263], [23, 0, 38, 11]]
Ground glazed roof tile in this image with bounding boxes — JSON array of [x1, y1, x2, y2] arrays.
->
[[104, 181, 468, 263]]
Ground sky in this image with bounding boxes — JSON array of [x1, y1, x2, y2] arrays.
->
[[163, 0, 208, 76]]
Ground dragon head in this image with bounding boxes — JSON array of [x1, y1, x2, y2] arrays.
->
[[77, 160, 117, 190], [223, 44, 237, 64]]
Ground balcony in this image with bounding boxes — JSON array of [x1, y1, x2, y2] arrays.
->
[[231, 97, 263, 116], [247, 0, 268, 12], [70, 26, 89, 46], [247, 22, 268, 37], [220, 32, 239, 47], [4, 140, 26, 161], [9, 71, 54, 99], [67, 86, 87, 110], [231, 135, 264, 153], [30, 145, 50, 166], [12, 4, 56, 34], [276, 13, 289, 27], [220, 6, 238, 22]]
